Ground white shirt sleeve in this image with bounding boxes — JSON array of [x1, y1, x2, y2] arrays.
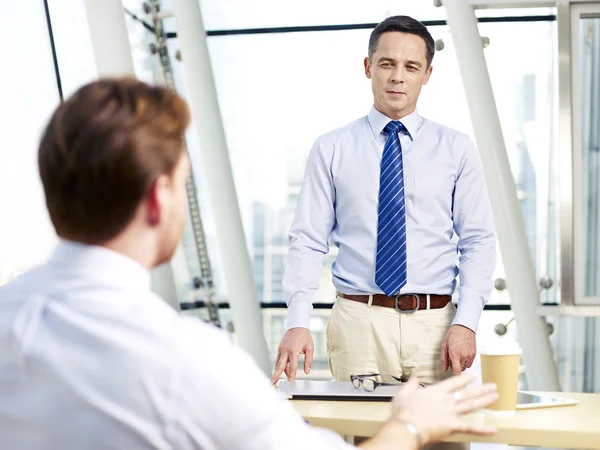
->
[[166, 318, 354, 450], [451, 136, 497, 333], [283, 137, 336, 330]]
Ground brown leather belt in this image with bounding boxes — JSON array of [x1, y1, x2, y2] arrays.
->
[[338, 292, 451, 312]]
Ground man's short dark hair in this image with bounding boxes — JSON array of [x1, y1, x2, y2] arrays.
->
[[38, 77, 190, 244], [368, 15, 435, 67]]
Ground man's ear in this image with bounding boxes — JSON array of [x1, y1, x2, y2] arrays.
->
[[423, 64, 433, 85], [364, 57, 372, 79], [146, 175, 168, 226]]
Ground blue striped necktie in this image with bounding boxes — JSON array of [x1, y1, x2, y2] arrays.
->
[[375, 120, 407, 296]]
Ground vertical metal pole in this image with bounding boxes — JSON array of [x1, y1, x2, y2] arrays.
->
[[83, 0, 181, 310], [444, 0, 560, 391], [171, 0, 271, 374], [557, 0, 576, 306], [83, 0, 135, 77]]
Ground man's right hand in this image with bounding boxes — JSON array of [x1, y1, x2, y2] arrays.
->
[[271, 327, 314, 384]]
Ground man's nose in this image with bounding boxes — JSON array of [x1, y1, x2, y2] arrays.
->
[[390, 67, 406, 84]]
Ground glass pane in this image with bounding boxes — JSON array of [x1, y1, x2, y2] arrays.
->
[[47, 0, 98, 97], [551, 316, 600, 392], [475, 20, 559, 304], [197, 305, 600, 391], [0, 3, 60, 284], [175, 20, 557, 305], [259, 308, 522, 381], [581, 16, 600, 296], [162, 14, 558, 305]]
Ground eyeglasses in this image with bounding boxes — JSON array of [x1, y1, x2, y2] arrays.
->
[[350, 373, 403, 392]]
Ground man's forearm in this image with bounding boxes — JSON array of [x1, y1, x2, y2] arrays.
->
[[453, 234, 495, 333], [451, 288, 486, 333], [283, 237, 330, 330]]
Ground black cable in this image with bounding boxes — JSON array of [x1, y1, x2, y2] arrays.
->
[[478, 15, 556, 24], [123, 9, 556, 39], [43, 0, 63, 101], [124, 7, 156, 34], [206, 15, 556, 37]]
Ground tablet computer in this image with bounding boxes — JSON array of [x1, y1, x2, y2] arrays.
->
[[516, 391, 579, 410]]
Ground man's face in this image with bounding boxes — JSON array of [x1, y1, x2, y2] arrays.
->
[[154, 153, 190, 266], [364, 31, 432, 120]]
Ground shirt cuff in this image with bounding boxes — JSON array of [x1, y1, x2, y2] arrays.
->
[[286, 300, 313, 331], [451, 291, 485, 334]]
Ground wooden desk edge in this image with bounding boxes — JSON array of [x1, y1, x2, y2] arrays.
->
[[303, 415, 599, 449], [295, 392, 600, 450]]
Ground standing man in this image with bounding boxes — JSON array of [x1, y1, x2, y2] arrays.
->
[[272, 15, 496, 388]]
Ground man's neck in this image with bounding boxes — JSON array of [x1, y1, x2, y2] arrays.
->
[[374, 105, 416, 121], [101, 232, 157, 270]]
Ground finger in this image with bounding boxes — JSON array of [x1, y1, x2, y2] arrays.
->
[[450, 353, 462, 376], [441, 344, 449, 372], [465, 355, 475, 369], [460, 351, 474, 369], [284, 362, 291, 379], [304, 346, 314, 374], [287, 351, 301, 381], [454, 422, 497, 436], [271, 352, 288, 384], [456, 391, 499, 415]]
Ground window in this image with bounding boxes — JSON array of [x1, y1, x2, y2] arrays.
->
[[175, 18, 558, 306], [572, 6, 600, 300], [0, 2, 61, 284]]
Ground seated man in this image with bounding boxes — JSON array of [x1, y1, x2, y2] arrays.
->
[[0, 78, 497, 449]]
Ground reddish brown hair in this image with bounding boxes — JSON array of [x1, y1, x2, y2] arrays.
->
[[38, 77, 190, 243]]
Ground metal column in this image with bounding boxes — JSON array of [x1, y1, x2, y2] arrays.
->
[[171, 0, 271, 374], [83, 0, 181, 311], [83, 0, 135, 77], [443, 0, 561, 390]]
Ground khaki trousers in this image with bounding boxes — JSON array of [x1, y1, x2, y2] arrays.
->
[[326, 296, 468, 450]]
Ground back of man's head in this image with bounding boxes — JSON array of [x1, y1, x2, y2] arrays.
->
[[38, 77, 190, 247]]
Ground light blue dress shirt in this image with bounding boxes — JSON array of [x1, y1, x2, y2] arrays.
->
[[283, 107, 496, 333]]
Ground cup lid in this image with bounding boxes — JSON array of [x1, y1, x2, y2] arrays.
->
[[479, 341, 522, 356]]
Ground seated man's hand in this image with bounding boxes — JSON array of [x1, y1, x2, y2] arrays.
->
[[390, 373, 498, 446]]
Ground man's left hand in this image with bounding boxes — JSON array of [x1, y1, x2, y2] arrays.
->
[[441, 325, 476, 376]]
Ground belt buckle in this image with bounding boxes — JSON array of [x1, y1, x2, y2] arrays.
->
[[394, 294, 419, 314]]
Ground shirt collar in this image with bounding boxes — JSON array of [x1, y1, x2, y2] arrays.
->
[[367, 106, 420, 141], [49, 240, 151, 291]]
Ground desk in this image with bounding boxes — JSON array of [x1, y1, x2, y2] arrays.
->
[[292, 392, 600, 449]]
